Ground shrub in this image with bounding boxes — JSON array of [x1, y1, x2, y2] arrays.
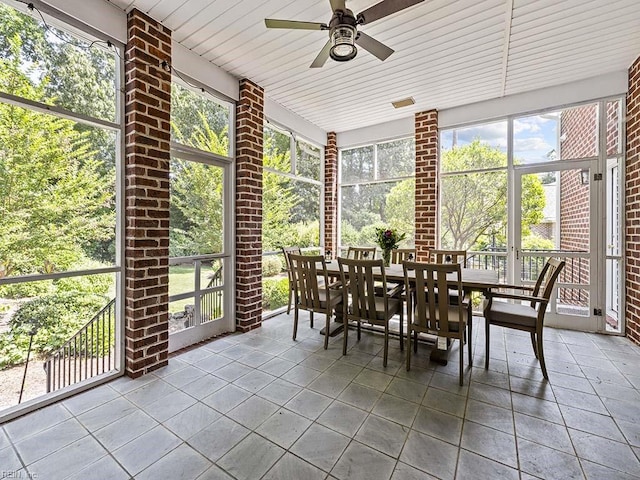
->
[[0, 280, 53, 299], [0, 293, 110, 369], [54, 272, 112, 296], [263, 278, 289, 311], [262, 256, 283, 278]]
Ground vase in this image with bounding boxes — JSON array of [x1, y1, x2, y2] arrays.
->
[[382, 248, 391, 267]]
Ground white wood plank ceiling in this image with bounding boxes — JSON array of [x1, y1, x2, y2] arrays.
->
[[107, 0, 640, 133]]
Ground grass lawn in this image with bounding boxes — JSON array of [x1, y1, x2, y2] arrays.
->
[[169, 265, 196, 313]]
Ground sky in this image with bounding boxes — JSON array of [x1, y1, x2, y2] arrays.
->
[[440, 112, 560, 164]]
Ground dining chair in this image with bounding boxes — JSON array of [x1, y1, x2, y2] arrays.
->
[[428, 249, 467, 266], [282, 246, 301, 315], [346, 246, 376, 260], [338, 257, 404, 366], [289, 253, 343, 349], [427, 249, 472, 357], [483, 257, 565, 379], [403, 261, 470, 385], [390, 248, 416, 264]]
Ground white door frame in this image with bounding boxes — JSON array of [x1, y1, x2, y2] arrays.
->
[[513, 160, 601, 331]]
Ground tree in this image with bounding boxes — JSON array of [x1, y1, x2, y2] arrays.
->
[[440, 140, 545, 250], [0, 55, 114, 276], [1, 4, 119, 264], [385, 178, 415, 242], [170, 111, 228, 256], [262, 139, 300, 250]]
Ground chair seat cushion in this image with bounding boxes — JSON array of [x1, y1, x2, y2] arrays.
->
[[412, 305, 467, 332], [349, 296, 402, 320], [486, 300, 537, 328]]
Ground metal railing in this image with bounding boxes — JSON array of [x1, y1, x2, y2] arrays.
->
[[467, 250, 508, 282], [43, 298, 116, 393], [181, 265, 224, 329], [467, 249, 589, 306]]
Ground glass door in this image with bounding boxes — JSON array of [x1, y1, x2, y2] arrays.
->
[[514, 163, 600, 331]]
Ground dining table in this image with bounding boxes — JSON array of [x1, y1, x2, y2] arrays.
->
[[321, 259, 503, 364]]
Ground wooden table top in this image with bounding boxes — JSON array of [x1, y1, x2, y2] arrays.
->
[[323, 260, 501, 291]]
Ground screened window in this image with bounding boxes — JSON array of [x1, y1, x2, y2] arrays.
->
[[340, 137, 415, 249], [0, 1, 121, 410], [262, 125, 322, 314], [439, 122, 508, 251], [171, 81, 232, 158], [168, 81, 232, 336]]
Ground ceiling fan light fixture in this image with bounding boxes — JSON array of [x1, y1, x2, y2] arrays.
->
[[330, 25, 357, 61]]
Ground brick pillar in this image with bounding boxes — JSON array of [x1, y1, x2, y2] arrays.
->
[[415, 110, 439, 261], [626, 55, 640, 346], [236, 79, 264, 332], [124, 9, 171, 377], [324, 132, 338, 258]]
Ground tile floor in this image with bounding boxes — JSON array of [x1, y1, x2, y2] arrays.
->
[[2, 312, 640, 479]]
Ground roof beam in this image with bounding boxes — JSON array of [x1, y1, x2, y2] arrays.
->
[[500, 0, 515, 96]]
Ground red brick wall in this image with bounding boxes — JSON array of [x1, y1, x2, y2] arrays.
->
[[415, 110, 439, 261], [124, 9, 171, 377], [324, 132, 338, 258], [236, 79, 264, 332], [558, 103, 623, 308], [607, 101, 621, 156], [560, 105, 598, 160], [559, 105, 595, 262], [626, 55, 640, 345]]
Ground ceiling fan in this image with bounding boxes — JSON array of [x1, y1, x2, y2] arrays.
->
[[264, 0, 424, 68]]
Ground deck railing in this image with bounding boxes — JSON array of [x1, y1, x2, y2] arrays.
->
[[43, 298, 116, 393]]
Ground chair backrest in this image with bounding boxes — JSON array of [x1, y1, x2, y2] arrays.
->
[[289, 253, 329, 311], [391, 248, 416, 264], [428, 249, 467, 266], [282, 246, 302, 282], [403, 261, 465, 334], [346, 246, 376, 260], [338, 257, 387, 323], [531, 257, 565, 308]]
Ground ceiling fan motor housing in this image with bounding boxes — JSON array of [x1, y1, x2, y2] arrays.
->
[[329, 9, 358, 61]]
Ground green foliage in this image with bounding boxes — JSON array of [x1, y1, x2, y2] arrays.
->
[[0, 293, 109, 368], [263, 138, 301, 251], [262, 256, 283, 278], [170, 158, 224, 255], [520, 174, 546, 237], [0, 10, 115, 278], [522, 234, 555, 250], [262, 278, 289, 311], [440, 140, 546, 250], [170, 100, 229, 257], [375, 227, 406, 250], [0, 280, 53, 299], [172, 83, 229, 150], [385, 178, 415, 241], [54, 273, 112, 296]]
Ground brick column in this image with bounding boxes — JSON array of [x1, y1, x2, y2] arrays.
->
[[324, 132, 338, 258], [415, 110, 439, 261], [124, 9, 171, 377], [236, 79, 264, 332], [626, 55, 640, 346]]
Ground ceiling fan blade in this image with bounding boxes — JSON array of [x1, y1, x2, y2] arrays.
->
[[355, 32, 394, 61], [310, 40, 332, 68], [357, 0, 424, 25], [265, 19, 326, 30], [329, 0, 346, 12]]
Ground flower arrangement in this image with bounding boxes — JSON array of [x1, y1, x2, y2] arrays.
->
[[375, 227, 406, 251]]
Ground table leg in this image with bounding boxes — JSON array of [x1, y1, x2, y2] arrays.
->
[[319, 305, 344, 337], [429, 337, 452, 365]]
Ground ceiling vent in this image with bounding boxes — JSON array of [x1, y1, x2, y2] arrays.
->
[[392, 97, 415, 109]]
